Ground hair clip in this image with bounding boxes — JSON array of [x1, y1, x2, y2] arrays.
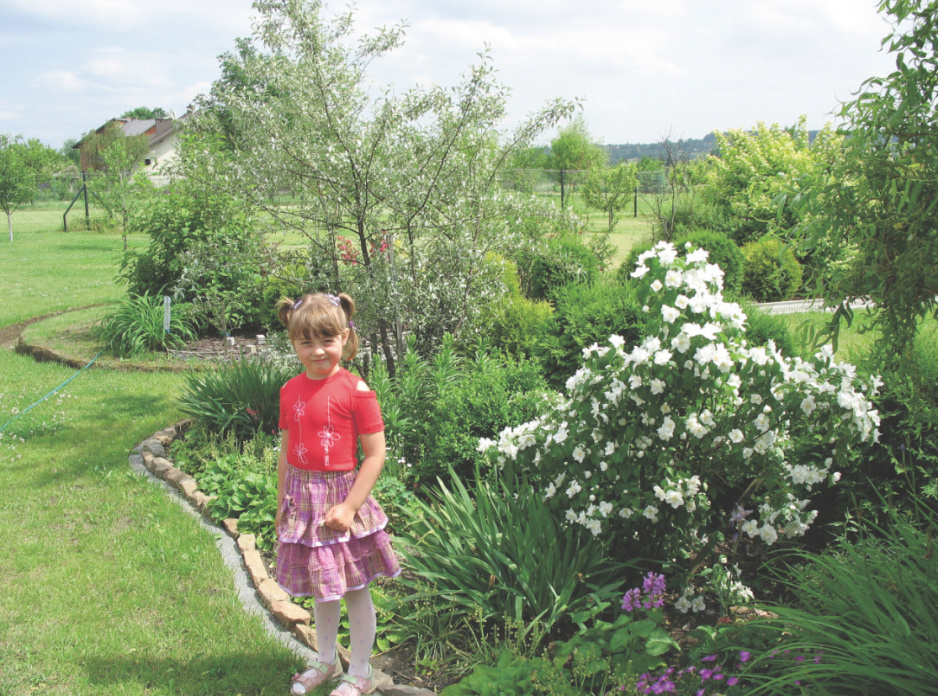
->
[[349, 320, 355, 329], [292, 299, 303, 309], [325, 294, 340, 307]]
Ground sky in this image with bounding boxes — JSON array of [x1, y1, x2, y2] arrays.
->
[[0, 0, 901, 150]]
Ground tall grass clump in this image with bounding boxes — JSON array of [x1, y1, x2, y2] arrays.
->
[[94, 291, 197, 356], [751, 497, 938, 696]]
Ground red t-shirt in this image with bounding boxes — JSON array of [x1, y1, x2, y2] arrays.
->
[[279, 368, 384, 471]]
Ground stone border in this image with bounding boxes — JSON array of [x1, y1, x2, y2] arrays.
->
[[130, 420, 435, 696]]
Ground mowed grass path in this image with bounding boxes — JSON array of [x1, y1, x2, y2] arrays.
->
[[0, 231, 304, 695]]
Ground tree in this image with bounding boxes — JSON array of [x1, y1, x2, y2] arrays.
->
[[0, 133, 56, 241], [121, 106, 168, 120], [83, 122, 153, 249], [580, 161, 638, 232], [547, 114, 606, 171], [786, 0, 938, 387], [183, 0, 574, 374]]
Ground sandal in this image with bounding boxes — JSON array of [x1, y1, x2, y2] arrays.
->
[[290, 659, 343, 695], [329, 665, 377, 696]]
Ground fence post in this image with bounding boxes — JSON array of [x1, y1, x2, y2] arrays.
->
[[83, 172, 90, 224], [634, 186, 638, 217], [560, 169, 566, 208]]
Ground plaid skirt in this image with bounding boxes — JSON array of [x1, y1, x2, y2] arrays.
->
[[276, 466, 400, 601]]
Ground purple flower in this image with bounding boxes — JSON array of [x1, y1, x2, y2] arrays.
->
[[696, 690, 706, 696], [622, 588, 642, 612], [700, 669, 713, 680], [739, 651, 751, 663], [730, 504, 753, 523], [702, 654, 718, 662], [727, 677, 739, 686]]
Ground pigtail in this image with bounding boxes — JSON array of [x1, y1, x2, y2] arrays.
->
[[275, 296, 296, 328], [338, 293, 359, 361]]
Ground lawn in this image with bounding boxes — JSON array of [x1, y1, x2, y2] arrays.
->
[[0, 230, 306, 695]]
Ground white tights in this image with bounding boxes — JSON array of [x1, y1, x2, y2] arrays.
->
[[312, 587, 377, 678]]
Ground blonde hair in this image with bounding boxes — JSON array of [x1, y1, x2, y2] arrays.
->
[[275, 292, 359, 361]]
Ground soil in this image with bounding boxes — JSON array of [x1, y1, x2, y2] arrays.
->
[[168, 331, 272, 362]]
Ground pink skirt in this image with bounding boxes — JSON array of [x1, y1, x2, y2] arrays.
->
[[276, 466, 400, 601]]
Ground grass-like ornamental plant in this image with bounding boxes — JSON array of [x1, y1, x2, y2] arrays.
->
[[95, 290, 197, 357], [178, 358, 297, 442], [747, 499, 938, 696], [397, 469, 628, 638], [481, 241, 881, 602]]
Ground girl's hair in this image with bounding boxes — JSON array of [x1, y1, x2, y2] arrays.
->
[[275, 292, 359, 361]]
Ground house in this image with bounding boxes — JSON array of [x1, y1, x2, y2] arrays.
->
[[74, 108, 194, 184]]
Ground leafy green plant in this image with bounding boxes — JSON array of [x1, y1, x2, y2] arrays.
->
[[94, 291, 197, 357], [440, 650, 567, 696], [178, 358, 297, 443], [196, 451, 279, 550], [741, 235, 803, 302], [397, 470, 628, 639]]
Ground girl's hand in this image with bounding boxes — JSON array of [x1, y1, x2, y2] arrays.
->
[[324, 503, 356, 532]]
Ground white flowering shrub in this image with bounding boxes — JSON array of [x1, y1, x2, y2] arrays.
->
[[480, 242, 881, 574]]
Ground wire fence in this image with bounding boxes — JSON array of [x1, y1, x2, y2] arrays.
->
[[8, 168, 673, 236]]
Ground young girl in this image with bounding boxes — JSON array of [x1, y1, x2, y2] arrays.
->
[[275, 292, 400, 696]]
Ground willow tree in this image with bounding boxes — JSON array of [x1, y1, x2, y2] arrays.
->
[[787, 0, 938, 388], [182, 0, 574, 373]]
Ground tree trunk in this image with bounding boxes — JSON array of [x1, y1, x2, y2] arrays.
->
[[7, 211, 12, 241]]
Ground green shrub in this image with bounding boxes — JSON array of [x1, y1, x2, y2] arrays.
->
[[674, 229, 746, 297], [514, 234, 600, 302], [94, 291, 197, 357], [120, 178, 270, 329], [177, 358, 297, 443], [531, 281, 646, 389], [370, 335, 553, 488], [397, 471, 627, 637], [741, 236, 803, 302], [487, 255, 554, 358]]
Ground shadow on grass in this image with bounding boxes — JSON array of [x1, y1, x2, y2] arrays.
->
[[84, 652, 303, 696]]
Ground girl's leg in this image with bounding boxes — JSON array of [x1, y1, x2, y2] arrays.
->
[[314, 598, 342, 665], [344, 587, 377, 677]]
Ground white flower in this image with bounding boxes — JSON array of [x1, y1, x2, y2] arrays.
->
[[544, 483, 557, 499], [664, 489, 684, 508], [674, 294, 690, 309], [609, 334, 625, 348], [631, 265, 649, 278], [584, 518, 602, 536], [629, 375, 643, 389], [665, 269, 683, 287], [643, 505, 659, 522], [729, 429, 744, 443], [599, 461, 608, 472], [651, 279, 664, 292], [572, 445, 586, 462], [619, 507, 633, 519], [686, 248, 709, 264], [566, 481, 582, 498], [758, 524, 779, 545], [741, 519, 759, 536], [650, 378, 666, 395], [751, 393, 763, 405], [598, 501, 613, 517], [691, 596, 706, 612], [671, 332, 691, 353], [661, 305, 681, 323], [754, 413, 771, 432], [801, 395, 817, 416], [605, 441, 616, 455], [553, 423, 568, 444], [657, 417, 676, 441], [675, 596, 692, 613], [654, 349, 673, 366], [477, 438, 495, 452]]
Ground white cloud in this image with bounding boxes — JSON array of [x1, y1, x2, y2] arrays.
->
[[35, 71, 88, 92]]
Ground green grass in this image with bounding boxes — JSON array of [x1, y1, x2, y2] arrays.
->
[[0, 229, 316, 695]]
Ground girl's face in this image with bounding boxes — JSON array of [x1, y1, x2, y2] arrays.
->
[[293, 330, 349, 380]]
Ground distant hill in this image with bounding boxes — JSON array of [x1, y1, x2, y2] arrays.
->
[[605, 130, 823, 164]]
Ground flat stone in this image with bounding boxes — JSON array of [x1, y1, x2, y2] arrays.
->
[[150, 457, 172, 476], [141, 451, 155, 467], [128, 453, 144, 470], [177, 475, 198, 498], [140, 439, 166, 458], [152, 433, 174, 447], [380, 685, 437, 696], [292, 623, 317, 650], [242, 548, 270, 586], [237, 534, 256, 552], [271, 600, 310, 626], [222, 518, 239, 536], [163, 467, 186, 486], [190, 490, 211, 513], [258, 578, 290, 607]]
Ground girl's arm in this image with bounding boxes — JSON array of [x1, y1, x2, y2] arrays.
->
[[275, 429, 288, 531], [324, 429, 386, 532]]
